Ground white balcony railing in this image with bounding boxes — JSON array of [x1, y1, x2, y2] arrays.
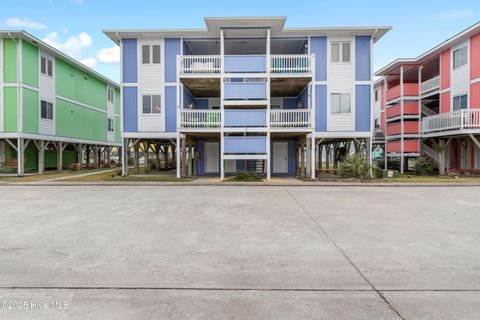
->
[[270, 54, 312, 74], [422, 109, 480, 134], [270, 109, 311, 127], [179, 55, 221, 74], [420, 76, 440, 94], [180, 110, 221, 128]]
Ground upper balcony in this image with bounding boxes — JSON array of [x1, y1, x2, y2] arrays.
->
[[422, 109, 480, 137], [178, 54, 313, 77], [420, 75, 440, 95], [386, 83, 419, 101]]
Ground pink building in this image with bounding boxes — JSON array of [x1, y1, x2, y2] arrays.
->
[[374, 22, 480, 174]]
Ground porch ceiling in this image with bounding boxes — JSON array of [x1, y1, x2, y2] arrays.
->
[[270, 77, 311, 97], [182, 78, 220, 97]]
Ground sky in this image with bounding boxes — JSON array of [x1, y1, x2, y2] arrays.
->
[[2, 0, 480, 83]]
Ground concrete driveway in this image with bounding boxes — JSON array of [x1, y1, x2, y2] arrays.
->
[[0, 185, 479, 319]]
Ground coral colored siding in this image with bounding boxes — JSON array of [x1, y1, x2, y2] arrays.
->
[[386, 83, 418, 101], [386, 102, 419, 119], [386, 140, 420, 153], [386, 121, 419, 135], [471, 82, 480, 109], [440, 49, 450, 90], [471, 33, 480, 80], [440, 91, 451, 113]]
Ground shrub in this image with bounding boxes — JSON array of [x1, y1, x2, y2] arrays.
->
[[414, 157, 436, 176], [339, 156, 371, 179], [230, 171, 263, 182]]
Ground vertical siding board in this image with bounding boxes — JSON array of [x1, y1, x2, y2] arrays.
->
[[3, 87, 18, 132], [123, 87, 138, 132], [224, 82, 267, 99], [355, 85, 371, 132], [355, 36, 371, 81], [3, 38, 17, 83], [122, 38, 138, 83], [22, 41, 39, 88], [440, 49, 450, 90], [310, 37, 327, 81], [470, 33, 480, 80], [288, 140, 296, 175], [315, 85, 327, 132], [165, 38, 181, 83], [224, 56, 266, 73], [22, 88, 39, 134], [165, 86, 177, 132]]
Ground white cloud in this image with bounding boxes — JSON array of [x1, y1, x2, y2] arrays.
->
[[72, 0, 84, 3], [43, 32, 92, 58], [96, 46, 120, 64], [80, 57, 96, 68], [435, 9, 474, 20], [3, 17, 47, 30]]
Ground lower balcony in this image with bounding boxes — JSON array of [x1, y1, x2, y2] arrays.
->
[[224, 137, 267, 154], [386, 140, 420, 153], [180, 110, 221, 128], [422, 109, 480, 136], [386, 102, 419, 119], [270, 109, 310, 128], [386, 121, 419, 136], [224, 110, 266, 127]]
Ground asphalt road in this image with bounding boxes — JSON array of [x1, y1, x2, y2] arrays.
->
[[0, 185, 479, 319]]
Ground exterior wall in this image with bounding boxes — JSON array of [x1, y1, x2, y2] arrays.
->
[[440, 49, 451, 113], [22, 88, 39, 134], [450, 40, 470, 109], [3, 87, 17, 132], [315, 85, 327, 131], [355, 85, 370, 132], [310, 37, 327, 81], [38, 49, 55, 135], [470, 33, 480, 109], [22, 41, 38, 88], [3, 38, 17, 83]]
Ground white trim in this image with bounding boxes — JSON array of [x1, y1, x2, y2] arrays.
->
[[123, 132, 176, 139], [315, 131, 370, 138], [223, 154, 268, 160], [471, 77, 480, 84], [0, 132, 121, 147]]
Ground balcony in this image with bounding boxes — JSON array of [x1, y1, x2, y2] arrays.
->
[[224, 110, 266, 127], [224, 137, 267, 154], [270, 109, 311, 127], [179, 55, 221, 75], [386, 140, 420, 153], [420, 76, 440, 94], [180, 110, 221, 128], [224, 55, 266, 73], [422, 109, 480, 135], [385, 102, 419, 119], [224, 81, 267, 101], [386, 83, 419, 101], [386, 121, 419, 136], [270, 54, 312, 74]]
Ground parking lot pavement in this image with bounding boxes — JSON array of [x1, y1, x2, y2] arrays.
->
[[0, 185, 479, 319]]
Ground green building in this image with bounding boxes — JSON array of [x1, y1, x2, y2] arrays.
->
[[0, 31, 121, 175]]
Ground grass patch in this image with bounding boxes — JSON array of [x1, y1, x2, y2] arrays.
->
[[226, 171, 264, 182], [387, 174, 480, 183], [110, 175, 191, 182], [0, 168, 109, 182]]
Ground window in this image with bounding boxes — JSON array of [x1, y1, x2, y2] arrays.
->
[[375, 90, 379, 102], [142, 94, 161, 114], [41, 56, 53, 77], [108, 118, 114, 132], [331, 42, 351, 63], [142, 45, 161, 64], [41, 100, 53, 120], [453, 46, 467, 69], [331, 93, 351, 114], [453, 94, 468, 111], [107, 87, 114, 103]]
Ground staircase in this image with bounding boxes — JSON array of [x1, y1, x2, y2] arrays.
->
[[247, 160, 265, 176], [421, 105, 437, 117], [421, 143, 450, 170]]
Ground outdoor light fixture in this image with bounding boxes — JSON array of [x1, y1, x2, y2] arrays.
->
[[297, 100, 304, 109], [188, 100, 195, 109]]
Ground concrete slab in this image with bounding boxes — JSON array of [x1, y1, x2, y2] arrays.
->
[[0, 289, 399, 320], [287, 186, 480, 290], [0, 186, 367, 289]]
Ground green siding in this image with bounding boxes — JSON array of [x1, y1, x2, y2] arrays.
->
[[3, 38, 17, 83], [5, 145, 76, 172], [115, 115, 121, 143], [22, 88, 39, 134], [22, 41, 39, 88], [55, 58, 107, 110], [56, 98, 107, 141], [3, 87, 18, 132], [24, 145, 38, 172], [115, 89, 120, 115]]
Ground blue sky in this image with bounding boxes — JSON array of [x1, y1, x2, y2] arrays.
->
[[3, 0, 480, 82]]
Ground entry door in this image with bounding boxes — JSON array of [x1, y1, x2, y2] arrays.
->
[[273, 142, 288, 173], [204, 142, 219, 173]]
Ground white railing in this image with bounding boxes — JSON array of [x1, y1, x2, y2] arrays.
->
[[421, 105, 437, 117], [421, 143, 450, 170], [180, 55, 221, 74], [270, 109, 311, 127], [180, 110, 221, 128], [420, 76, 440, 94], [270, 54, 312, 74], [422, 109, 480, 134]]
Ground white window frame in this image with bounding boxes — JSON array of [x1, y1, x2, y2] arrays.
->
[[40, 100, 54, 120], [331, 42, 351, 64], [453, 46, 468, 70], [107, 118, 114, 132], [40, 55, 53, 78], [453, 94, 468, 111], [107, 87, 115, 103], [330, 93, 351, 114], [142, 94, 162, 114], [141, 44, 161, 65]]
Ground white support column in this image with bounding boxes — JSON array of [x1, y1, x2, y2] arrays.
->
[[310, 134, 315, 179], [176, 132, 181, 178], [38, 140, 45, 174], [400, 66, 404, 174], [57, 142, 63, 172], [220, 28, 225, 181], [266, 28, 271, 180], [306, 135, 311, 178], [17, 137, 24, 176], [122, 139, 128, 176]]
